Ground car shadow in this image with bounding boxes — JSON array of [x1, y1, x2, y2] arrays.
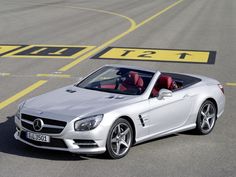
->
[[0, 116, 200, 161], [0, 116, 90, 161], [179, 129, 200, 136]]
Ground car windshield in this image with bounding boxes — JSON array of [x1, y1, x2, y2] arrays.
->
[[77, 66, 154, 95]]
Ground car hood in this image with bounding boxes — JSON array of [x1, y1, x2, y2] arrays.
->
[[23, 85, 138, 119]]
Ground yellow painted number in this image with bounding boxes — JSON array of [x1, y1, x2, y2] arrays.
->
[[49, 48, 68, 55], [30, 48, 48, 55], [30, 48, 68, 55], [138, 51, 157, 58], [94, 47, 215, 64], [121, 50, 157, 58]]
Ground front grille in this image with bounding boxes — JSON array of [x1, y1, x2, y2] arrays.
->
[[21, 114, 67, 134], [20, 131, 67, 148]]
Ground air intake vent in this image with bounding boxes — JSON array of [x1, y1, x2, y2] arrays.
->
[[66, 89, 76, 93], [73, 139, 98, 148], [107, 95, 125, 99]]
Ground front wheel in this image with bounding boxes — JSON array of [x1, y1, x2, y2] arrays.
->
[[106, 118, 133, 159], [195, 100, 217, 135]]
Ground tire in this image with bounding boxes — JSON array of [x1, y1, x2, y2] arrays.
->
[[195, 100, 217, 135], [106, 118, 133, 159]]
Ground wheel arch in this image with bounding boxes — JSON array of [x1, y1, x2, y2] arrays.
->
[[119, 116, 136, 145], [195, 97, 218, 119], [191, 95, 219, 124], [205, 97, 218, 116], [194, 97, 218, 135]]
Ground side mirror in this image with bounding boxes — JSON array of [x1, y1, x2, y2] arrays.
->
[[157, 89, 172, 100]]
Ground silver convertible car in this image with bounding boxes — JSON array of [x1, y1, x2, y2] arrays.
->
[[14, 65, 225, 159]]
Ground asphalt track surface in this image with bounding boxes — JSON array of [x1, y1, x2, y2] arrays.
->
[[0, 0, 236, 177]]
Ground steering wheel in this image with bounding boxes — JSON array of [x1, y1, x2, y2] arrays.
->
[[115, 77, 121, 89]]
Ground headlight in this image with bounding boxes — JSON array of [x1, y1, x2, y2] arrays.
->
[[74, 115, 103, 131], [15, 102, 25, 119]]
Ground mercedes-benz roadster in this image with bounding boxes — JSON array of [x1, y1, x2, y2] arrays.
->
[[14, 65, 225, 159]]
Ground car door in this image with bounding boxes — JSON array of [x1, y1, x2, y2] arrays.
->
[[147, 89, 193, 135]]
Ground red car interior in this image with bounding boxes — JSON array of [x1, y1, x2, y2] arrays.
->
[[151, 75, 175, 97], [118, 71, 144, 92], [99, 73, 175, 96], [100, 84, 116, 89]]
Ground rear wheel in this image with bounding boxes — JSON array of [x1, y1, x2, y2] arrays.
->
[[106, 118, 133, 159], [195, 100, 217, 135]]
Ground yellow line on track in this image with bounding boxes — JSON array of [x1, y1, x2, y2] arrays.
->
[[0, 72, 235, 88], [135, 0, 184, 28], [58, 0, 184, 72], [36, 74, 71, 78], [0, 73, 11, 76], [0, 80, 48, 110], [0, 4, 137, 110], [226, 83, 236, 86], [59, 5, 137, 28], [15, 1, 137, 28], [0, 73, 73, 79], [57, 8, 137, 72]]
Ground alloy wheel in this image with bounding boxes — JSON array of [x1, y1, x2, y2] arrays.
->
[[199, 102, 216, 134], [110, 123, 132, 157]]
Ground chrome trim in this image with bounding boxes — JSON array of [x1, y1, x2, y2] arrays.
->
[[73, 142, 97, 146], [21, 119, 33, 125], [21, 118, 65, 129]]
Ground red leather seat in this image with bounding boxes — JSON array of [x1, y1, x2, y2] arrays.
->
[[151, 75, 174, 97], [119, 71, 144, 92], [100, 84, 116, 89]]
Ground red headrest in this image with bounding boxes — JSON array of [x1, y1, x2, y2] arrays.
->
[[157, 75, 173, 90], [130, 71, 139, 85], [136, 77, 144, 88], [124, 71, 144, 88]]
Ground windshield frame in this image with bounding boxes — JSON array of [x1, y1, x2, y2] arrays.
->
[[76, 66, 155, 96]]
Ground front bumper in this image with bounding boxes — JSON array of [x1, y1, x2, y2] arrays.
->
[[14, 116, 107, 154]]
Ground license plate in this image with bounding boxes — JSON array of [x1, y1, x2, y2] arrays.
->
[[26, 132, 50, 143]]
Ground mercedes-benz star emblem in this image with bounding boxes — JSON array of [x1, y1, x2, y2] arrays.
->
[[33, 119, 44, 131]]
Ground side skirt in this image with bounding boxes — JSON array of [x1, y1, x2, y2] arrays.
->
[[135, 124, 196, 145]]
